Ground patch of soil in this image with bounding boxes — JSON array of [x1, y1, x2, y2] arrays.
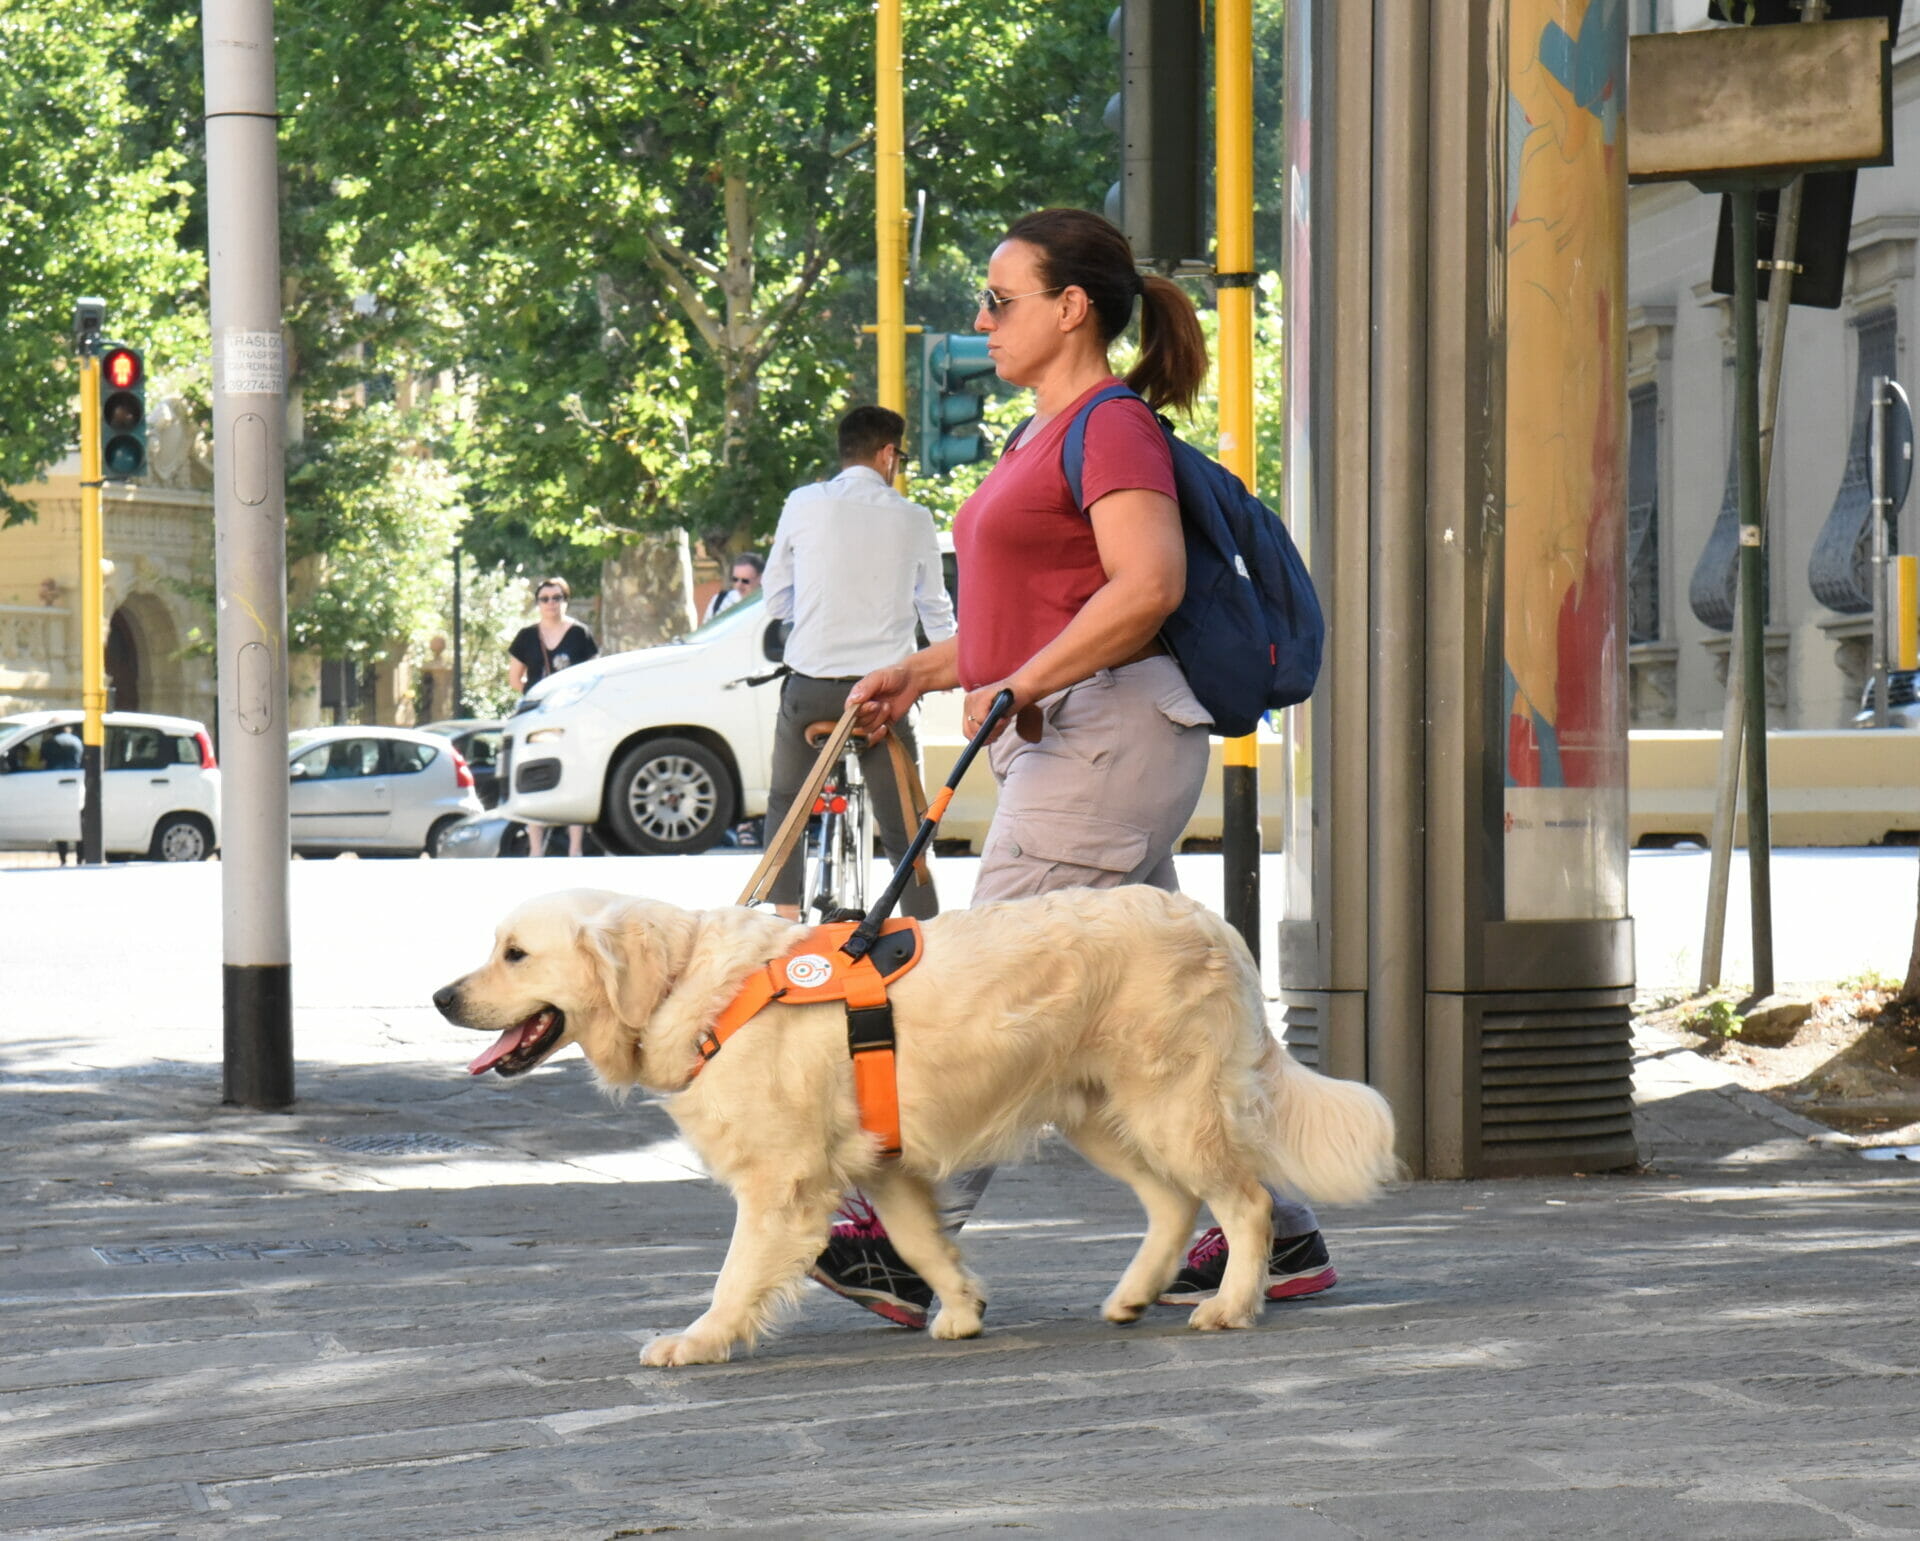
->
[[1639, 984, 1920, 1141]]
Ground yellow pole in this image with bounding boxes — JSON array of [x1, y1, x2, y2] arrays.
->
[[1898, 554, 1918, 672], [1215, 0, 1261, 950], [77, 352, 107, 863], [875, 0, 908, 457]]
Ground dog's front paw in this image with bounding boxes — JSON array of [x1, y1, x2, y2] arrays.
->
[[1101, 1291, 1151, 1324], [928, 1296, 984, 1340], [1186, 1297, 1260, 1332], [640, 1332, 733, 1367]]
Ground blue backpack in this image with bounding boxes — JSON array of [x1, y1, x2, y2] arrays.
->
[[1056, 384, 1325, 737]]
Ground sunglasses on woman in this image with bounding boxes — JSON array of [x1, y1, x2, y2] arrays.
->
[[975, 285, 1062, 315]]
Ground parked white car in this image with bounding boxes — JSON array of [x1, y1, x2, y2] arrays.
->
[[289, 725, 485, 858], [0, 710, 221, 860], [500, 597, 794, 854]]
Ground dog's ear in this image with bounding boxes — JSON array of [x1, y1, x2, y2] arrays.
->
[[576, 905, 698, 1036]]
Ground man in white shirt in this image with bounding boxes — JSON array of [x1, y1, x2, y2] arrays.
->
[[762, 405, 956, 920]]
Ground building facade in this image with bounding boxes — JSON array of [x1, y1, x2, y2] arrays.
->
[[1627, 1, 1918, 728]]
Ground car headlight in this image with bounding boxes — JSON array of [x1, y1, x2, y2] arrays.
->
[[535, 675, 600, 714]]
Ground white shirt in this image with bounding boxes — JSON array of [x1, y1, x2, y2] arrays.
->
[[763, 465, 956, 679]]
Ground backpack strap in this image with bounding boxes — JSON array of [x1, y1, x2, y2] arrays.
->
[[1058, 383, 1151, 514]]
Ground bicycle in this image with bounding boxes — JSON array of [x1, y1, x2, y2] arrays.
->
[[799, 719, 876, 922]]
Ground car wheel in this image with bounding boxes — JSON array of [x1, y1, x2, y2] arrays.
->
[[605, 736, 734, 855], [149, 813, 214, 863], [424, 816, 462, 859]]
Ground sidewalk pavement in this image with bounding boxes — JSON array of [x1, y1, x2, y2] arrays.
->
[[7, 864, 1920, 1538]]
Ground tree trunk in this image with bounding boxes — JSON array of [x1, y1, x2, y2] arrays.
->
[[598, 530, 695, 654], [1900, 853, 1920, 1004]]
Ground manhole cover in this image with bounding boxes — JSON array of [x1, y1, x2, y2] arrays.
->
[[93, 1234, 471, 1266], [318, 1132, 491, 1156]]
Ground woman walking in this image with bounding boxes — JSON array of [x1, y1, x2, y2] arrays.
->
[[810, 208, 1338, 1326]]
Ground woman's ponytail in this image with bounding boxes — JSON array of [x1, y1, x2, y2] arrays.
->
[[1126, 275, 1208, 416]]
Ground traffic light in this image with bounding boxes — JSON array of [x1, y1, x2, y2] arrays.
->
[[98, 344, 148, 480], [1103, 0, 1207, 269], [918, 333, 999, 475]]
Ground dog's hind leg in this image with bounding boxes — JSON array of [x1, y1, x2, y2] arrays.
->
[[863, 1169, 987, 1341], [1187, 1181, 1273, 1331], [641, 1180, 838, 1368], [1059, 1117, 1201, 1324]]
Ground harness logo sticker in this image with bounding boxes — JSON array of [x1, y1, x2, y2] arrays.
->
[[785, 954, 833, 988]]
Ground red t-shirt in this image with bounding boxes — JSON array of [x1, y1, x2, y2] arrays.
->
[[954, 378, 1177, 689]]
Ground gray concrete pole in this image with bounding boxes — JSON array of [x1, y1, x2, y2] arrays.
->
[[204, 0, 293, 1108], [1367, 0, 1428, 1172]]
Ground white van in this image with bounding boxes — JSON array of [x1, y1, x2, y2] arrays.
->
[[0, 711, 221, 860], [498, 597, 793, 854]]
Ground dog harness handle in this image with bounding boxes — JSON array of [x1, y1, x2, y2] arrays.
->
[[692, 919, 921, 1157]]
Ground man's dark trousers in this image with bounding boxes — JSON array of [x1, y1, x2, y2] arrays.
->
[[763, 671, 938, 919]]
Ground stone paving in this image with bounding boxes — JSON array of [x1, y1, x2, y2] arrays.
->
[[8, 994, 1920, 1541], [7, 854, 1920, 1538]]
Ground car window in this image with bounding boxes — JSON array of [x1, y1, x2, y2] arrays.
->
[[460, 731, 499, 767], [3, 726, 80, 774], [289, 743, 330, 780], [168, 734, 200, 765], [107, 725, 172, 771], [680, 591, 764, 643], [291, 738, 383, 780], [387, 739, 439, 774]]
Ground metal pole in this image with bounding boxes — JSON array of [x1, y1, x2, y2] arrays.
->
[[77, 350, 106, 866], [205, 0, 294, 1108], [874, 0, 907, 431], [1216, 0, 1260, 958], [1369, 0, 1428, 1169], [1731, 186, 1774, 999], [1872, 374, 1891, 726], [451, 544, 464, 717], [1697, 0, 1821, 993]]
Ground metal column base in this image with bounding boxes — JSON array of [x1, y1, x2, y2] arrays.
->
[[1426, 987, 1637, 1179]]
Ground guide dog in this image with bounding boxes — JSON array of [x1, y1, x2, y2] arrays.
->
[[435, 886, 1395, 1366]]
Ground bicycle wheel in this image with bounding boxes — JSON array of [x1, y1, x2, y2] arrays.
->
[[836, 776, 869, 915]]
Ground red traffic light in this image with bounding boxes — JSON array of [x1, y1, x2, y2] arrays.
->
[[103, 348, 142, 391]]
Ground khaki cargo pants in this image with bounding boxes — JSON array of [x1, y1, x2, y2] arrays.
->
[[973, 654, 1212, 903]]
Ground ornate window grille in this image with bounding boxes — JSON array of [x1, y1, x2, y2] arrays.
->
[[1809, 308, 1898, 615], [1627, 383, 1661, 643]]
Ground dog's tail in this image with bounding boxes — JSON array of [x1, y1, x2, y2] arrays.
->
[[1253, 1039, 1398, 1206]]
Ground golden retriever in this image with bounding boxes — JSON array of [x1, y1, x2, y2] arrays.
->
[[434, 886, 1395, 1367]]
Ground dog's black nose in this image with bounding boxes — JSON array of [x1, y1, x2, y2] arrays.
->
[[432, 983, 459, 1017]]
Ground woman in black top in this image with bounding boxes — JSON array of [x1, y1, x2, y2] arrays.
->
[[507, 576, 599, 856], [509, 575, 598, 692]]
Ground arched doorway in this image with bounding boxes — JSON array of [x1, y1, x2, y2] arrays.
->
[[106, 609, 141, 712]]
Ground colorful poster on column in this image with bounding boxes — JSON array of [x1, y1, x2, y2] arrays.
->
[[1502, 0, 1630, 921]]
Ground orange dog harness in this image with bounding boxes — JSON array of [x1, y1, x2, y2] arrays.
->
[[692, 919, 923, 1158]]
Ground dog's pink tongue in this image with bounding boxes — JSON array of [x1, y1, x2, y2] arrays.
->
[[468, 1016, 543, 1075]]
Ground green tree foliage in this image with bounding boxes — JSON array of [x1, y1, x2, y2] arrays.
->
[[0, 0, 202, 523], [275, 0, 1115, 564], [285, 400, 464, 661]]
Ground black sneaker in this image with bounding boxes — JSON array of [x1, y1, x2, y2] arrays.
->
[[1156, 1227, 1337, 1305], [809, 1197, 934, 1328]]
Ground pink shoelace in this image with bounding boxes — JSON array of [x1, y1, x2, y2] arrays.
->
[[830, 1191, 890, 1240], [1185, 1226, 1228, 1265]]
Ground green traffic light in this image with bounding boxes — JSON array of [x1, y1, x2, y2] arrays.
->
[[917, 333, 1001, 475]]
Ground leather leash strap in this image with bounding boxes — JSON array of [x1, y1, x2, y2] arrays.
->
[[736, 706, 932, 908], [736, 703, 861, 907]]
